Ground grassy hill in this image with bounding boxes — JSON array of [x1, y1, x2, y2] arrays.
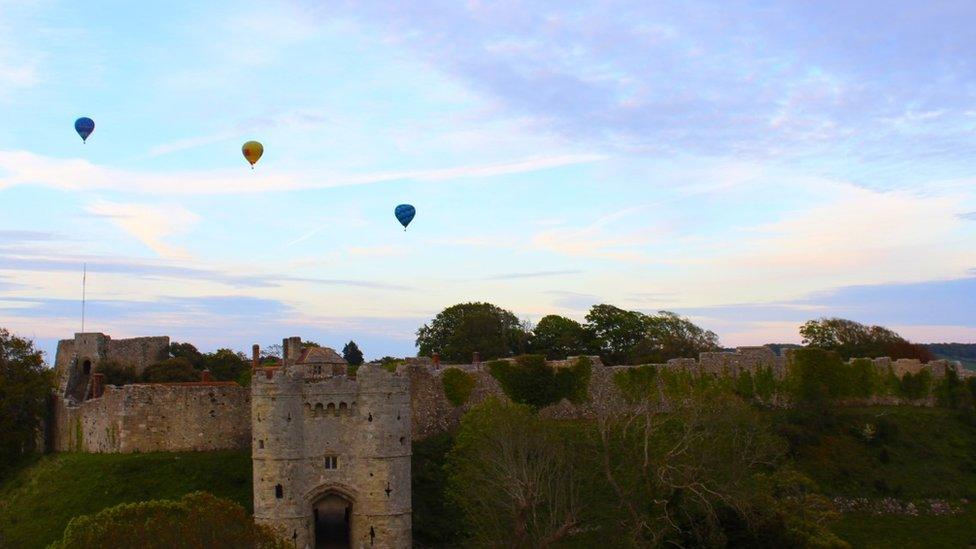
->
[[0, 451, 251, 549]]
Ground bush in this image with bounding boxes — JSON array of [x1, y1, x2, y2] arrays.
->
[[141, 358, 200, 383], [49, 491, 285, 548], [97, 360, 137, 386], [787, 348, 849, 403], [0, 328, 50, 480], [898, 370, 932, 400], [488, 355, 591, 408], [442, 368, 476, 407]]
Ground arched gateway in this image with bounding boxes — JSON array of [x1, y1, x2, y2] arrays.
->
[[252, 338, 412, 549]]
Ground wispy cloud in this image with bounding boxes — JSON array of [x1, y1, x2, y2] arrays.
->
[[86, 200, 199, 259], [0, 150, 607, 195], [488, 270, 582, 280]]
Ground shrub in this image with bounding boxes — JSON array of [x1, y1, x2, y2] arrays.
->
[[442, 368, 476, 407], [97, 360, 137, 386], [49, 491, 286, 548], [141, 358, 200, 383], [612, 364, 658, 402], [849, 358, 880, 398], [898, 369, 932, 400], [786, 348, 849, 403], [734, 370, 755, 400], [488, 355, 590, 408]]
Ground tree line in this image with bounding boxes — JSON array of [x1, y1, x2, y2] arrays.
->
[[415, 302, 721, 365]]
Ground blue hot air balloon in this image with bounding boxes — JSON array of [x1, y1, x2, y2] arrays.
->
[[74, 117, 95, 143], [394, 204, 416, 230]]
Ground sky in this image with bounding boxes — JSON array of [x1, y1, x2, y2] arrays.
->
[[1, 0, 975, 362]]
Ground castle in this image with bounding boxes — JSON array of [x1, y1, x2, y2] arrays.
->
[[49, 333, 972, 548]]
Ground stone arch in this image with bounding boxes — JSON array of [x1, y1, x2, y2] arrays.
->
[[339, 402, 348, 415], [305, 484, 359, 549], [327, 402, 337, 416]]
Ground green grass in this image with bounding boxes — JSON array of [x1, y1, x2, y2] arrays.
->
[[782, 406, 976, 499], [0, 451, 251, 549], [832, 505, 976, 548]]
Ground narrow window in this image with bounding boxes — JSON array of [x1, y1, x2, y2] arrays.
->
[[258, 440, 264, 449], [324, 455, 338, 470], [82, 360, 92, 375], [275, 484, 283, 499]]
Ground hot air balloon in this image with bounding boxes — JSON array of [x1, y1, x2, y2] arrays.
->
[[395, 204, 416, 230], [75, 117, 95, 143], [242, 141, 264, 168]]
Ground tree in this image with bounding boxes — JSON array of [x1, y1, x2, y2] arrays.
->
[[531, 315, 597, 359], [585, 305, 720, 365], [629, 310, 720, 364], [800, 318, 932, 361], [342, 341, 364, 366], [141, 358, 200, 383], [0, 328, 50, 478], [199, 349, 249, 382], [416, 302, 530, 362], [168, 341, 203, 367], [50, 492, 286, 548], [446, 400, 581, 548], [584, 304, 647, 365]]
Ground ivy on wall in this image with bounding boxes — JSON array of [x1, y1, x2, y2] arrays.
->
[[442, 368, 476, 407], [487, 355, 592, 409]]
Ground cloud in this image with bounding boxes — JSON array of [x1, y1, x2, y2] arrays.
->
[[528, 205, 663, 261], [86, 200, 200, 259], [323, 1, 976, 166], [346, 245, 410, 258], [0, 230, 60, 242], [959, 211, 976, 221], [488, 270, 582, 280], [0, 150, 606, 195], [0, 253, 412, 291]]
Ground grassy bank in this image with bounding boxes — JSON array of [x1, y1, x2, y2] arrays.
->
[[0, 451, 251, 549]]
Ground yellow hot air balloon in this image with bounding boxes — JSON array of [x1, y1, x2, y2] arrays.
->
[[242, 141, 264, 168]]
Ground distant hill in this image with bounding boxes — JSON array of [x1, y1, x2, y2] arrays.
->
[[926, 343, 976, 371]]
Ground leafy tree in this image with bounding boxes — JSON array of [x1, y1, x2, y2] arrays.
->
[[342, 341, 364, 366], [168, 341, 203, 367], [0, 328, 50, 478], [50, 492, 286, 548], [141, 358, 200, 383], [416, 302, 530, 362], [584, 304, 647, 365], [446, 399, 582, 548], [531, 315, 596, 359], [199, 349, 249, 382], [628, 310, 720, 364], [800, 318, 932, 361]]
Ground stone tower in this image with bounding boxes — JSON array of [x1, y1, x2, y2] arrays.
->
[[252, 337, 412, 548]]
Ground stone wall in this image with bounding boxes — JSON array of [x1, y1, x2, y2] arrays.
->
[[53, 382, 250, 453]]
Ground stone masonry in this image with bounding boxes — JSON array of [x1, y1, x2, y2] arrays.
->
[[252, 337, 411, 549]]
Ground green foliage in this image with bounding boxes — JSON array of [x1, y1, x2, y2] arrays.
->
[[342, 340, 364, 366], [0, 329, 50, 480], [168, 341, 203, 365], [199, 349, 249, 382], [734, 369, 755, 399], [848, 358, 880, 398], [780, 406, 976, 500], [832, 505, 976, 549], [800, 317, 932, 361], [531, 314, 596, 359], [935, 366, 967, 409], [96, 360, 137, 386], [585, 305, 720, 366], [441, 368, 476, 407], [412, 433, 463, 546], [487, 354, 590, 408], [416, 302, 530, 362], [49, 491, 285, 549], [787, 348, 851, 403], [0, 451, 252, 549], [612, 364, 658, 402], [140, 357, 200, 383], [754, 366, 778, 401], [446, 399, 582, 547], [898, 369, 933, 400]]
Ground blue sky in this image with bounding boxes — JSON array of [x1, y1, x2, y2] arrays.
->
[[1, 0, 975, 362]]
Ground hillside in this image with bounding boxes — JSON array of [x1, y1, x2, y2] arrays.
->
[[926, 343, 976, 371], [0, 451, 251, 549]]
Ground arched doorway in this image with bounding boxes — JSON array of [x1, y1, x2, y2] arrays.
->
[[313, 492, 352, 549]]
